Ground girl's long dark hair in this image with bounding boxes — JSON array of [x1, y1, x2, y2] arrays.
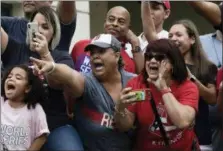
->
[[1, 64, 46, 109]]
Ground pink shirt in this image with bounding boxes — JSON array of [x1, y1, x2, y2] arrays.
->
[[1, 98, 49, 150]]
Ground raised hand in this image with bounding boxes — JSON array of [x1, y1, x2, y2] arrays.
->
[[126, 29, 139, 46], [116, 87, 137, 111], [30, 32, 50, 57], [147, 60, 169, 90], [30, 57, 55, 75]]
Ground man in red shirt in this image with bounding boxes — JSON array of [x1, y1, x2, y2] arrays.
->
[[71, 6, 144, 74]]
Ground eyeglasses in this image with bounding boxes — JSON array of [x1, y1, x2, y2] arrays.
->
[[145, 53, 166, 62]]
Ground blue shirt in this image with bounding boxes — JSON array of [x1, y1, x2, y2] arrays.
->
[[74, 71, 135, 151], [200, 33, 222, 67], [1, 16, 76, 52]]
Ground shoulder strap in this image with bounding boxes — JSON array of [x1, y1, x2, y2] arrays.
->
[[149, 93, 170, 147]]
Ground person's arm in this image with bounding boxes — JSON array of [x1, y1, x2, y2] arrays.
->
[[30, 57, 85, 98], [161, 84, 198, 129], [57, 1, 76, 24], [141, 1, 159, 42], [28, 134, 47, 151], [126, 30, 144, 73], [193, 81, 217, 105], [188, 2, 221, 27], [188, 65, 218, 105], [114, 87, 136, 132], [1, 27, 9, 54]]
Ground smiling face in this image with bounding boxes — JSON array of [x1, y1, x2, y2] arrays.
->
[[168, 24, 195, 55], [89, 47, 120, 78], [4, 67, 31, 102], [145, 52, 172, 80], [104, 6, 130, 41]]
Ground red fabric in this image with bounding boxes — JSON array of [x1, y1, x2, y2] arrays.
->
[[71, 39, 91, 63], [71, 39, 136, 73], [216, 67, 223, 90], [120, 47, 136, 73], [127, 74, 199, 151]]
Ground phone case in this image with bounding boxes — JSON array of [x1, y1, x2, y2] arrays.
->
[[131, 89, 150, 101], [27, 23, 38, 40]]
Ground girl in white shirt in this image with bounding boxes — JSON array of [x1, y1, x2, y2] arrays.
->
[[1, 64, 49, 151]]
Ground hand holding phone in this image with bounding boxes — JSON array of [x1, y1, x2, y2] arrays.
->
[[27, 22, 39, 41], [130, 89, 150, 102]]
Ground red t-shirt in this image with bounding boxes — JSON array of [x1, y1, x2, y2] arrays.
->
[[71, 39, 136, 73], [127, 75, 199, 151], [216, 67, 223, 90]]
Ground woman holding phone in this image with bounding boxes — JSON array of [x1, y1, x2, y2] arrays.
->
[[114, 39, 200, 151], [1, 6, 83, 151]]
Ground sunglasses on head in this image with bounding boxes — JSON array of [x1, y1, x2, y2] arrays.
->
[[145, 53, 166, 62]]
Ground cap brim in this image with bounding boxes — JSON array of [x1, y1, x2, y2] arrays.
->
[[84, 42, 111, 52]]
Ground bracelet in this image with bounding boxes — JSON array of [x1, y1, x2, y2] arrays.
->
[[41, 52, 51, 58], [46, 62, 55, 75], [160, 87, 172, 96], [115, 106, 127, 117]]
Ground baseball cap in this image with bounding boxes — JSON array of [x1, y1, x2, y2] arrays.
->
[[85, 34, 121, 52], [155, 1, 171, 9]]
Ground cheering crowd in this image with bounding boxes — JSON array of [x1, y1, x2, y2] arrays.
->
[[1, 1, 223, 151]]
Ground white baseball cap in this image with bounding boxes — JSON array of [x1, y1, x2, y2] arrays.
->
[[85, 34, 121, 52]]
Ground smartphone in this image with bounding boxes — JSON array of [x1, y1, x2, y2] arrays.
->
[[131, 89, 150, 102], [27, 22, 38, 41]]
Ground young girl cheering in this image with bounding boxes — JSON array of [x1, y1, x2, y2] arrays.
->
[[1, 64, 49, 151]]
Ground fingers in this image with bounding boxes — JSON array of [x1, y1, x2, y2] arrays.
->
[[120, 89, 137, 104], [34, 32, 45, 40], [121, 87, 132, 95], [30, 57, 42, 66]]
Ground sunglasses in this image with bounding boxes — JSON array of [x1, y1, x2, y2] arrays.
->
[[145, 53, 166, 62]]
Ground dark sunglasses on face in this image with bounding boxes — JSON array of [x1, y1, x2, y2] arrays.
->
[[145, 53, 166, 62]]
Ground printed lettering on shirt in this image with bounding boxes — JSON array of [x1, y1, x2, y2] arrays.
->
[[76, 55, 91, 73], [149, 102, 184, 146], [80, 56, 91, 73], [101, 112, 115, 129], [1, 124, 30, 148]]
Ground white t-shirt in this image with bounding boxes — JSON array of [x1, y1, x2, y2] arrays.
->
[[1, 98, 49, 150], [125, 30, 169, 58]]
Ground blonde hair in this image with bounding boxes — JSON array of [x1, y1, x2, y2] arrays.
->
[[26, 6, 61, 51]]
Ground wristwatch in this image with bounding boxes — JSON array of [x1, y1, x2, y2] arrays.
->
[[132, 46, 141, 53]]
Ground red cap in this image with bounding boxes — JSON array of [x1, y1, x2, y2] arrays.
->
[[156, 1, 171, 9]]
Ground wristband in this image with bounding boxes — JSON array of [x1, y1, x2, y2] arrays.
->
[[46, 62, 55, 75], [160, 87, 171, 95]]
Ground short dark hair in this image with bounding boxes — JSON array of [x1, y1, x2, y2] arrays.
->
[[1, 64, 46, 109], [142, 39, 188, 84]]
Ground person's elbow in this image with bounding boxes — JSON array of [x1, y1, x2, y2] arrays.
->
[[175, 107, 196, 129], [176, 119, 194, 129]]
